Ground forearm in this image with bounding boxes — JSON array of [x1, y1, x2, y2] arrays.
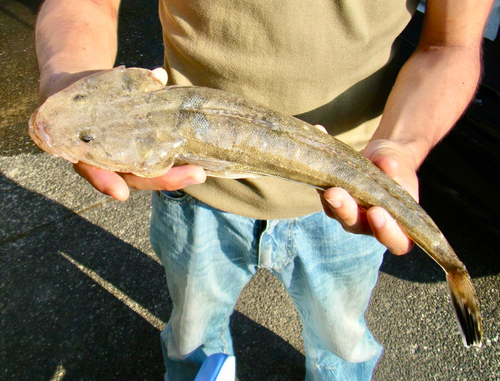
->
[[370, 0, 493, 171], [371, 44, 482, 170], [36, 0, 120, 100]]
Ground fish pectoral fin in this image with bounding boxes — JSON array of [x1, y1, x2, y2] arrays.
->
[[131, 138, 183, 178], [175, 155, 261, 179], [130, 156, 176, 178]]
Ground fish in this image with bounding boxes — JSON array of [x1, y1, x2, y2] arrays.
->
[[29, 66, 482, 347]]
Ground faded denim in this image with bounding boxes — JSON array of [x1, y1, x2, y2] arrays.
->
[[150, 189, 385, 381]]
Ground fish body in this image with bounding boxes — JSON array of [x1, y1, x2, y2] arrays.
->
[[29, 66, 482, 347]]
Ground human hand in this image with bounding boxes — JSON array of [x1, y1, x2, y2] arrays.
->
[[42, 67, 206, 201], [320, 137, 420, 255]]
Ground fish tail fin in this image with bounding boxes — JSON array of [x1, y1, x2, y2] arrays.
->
[[446, 270, 482, 347]]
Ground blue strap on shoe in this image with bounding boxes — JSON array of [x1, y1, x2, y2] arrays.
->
[[194, 353, 235, 381]]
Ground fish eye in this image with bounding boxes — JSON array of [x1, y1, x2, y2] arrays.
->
[[72, 94, 87, 102], [79, 130, 95, 143]]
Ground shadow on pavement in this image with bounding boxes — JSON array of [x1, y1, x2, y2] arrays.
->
[[0, 174, 305, 380], [0, 176, 169, 380], [7, 0, 41, 14]]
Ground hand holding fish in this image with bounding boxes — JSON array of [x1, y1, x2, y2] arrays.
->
[[322, 138, 419, 256], [73, 161, 206, 201]]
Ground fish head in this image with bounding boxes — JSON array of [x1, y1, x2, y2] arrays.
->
[[29, 67, 184, 177]]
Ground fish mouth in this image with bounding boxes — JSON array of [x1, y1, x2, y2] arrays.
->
[[28, 109, 78, 164]]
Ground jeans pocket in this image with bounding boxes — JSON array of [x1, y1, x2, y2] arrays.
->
[[157, 189, 192, 202]]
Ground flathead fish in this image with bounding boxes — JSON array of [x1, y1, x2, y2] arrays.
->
[[29, 66, 482, 347]]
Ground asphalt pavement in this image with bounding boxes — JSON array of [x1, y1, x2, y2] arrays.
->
[[1, 1, 499, 380]]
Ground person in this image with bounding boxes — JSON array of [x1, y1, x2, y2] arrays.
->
[[34, 0, 493, 379]]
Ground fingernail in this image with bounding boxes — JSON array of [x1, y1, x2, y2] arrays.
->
[[326, 198, 342, 209], [370, 211, 385, 229]]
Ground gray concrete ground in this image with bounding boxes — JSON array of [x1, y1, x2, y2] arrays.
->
[[1, 1, 499, 380]]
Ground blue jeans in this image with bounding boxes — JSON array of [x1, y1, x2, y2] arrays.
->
[[150, 190, 385, 381]]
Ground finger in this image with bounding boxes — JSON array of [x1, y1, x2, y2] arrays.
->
[[73, 162, 130, 201], [322, 187, 371, 235], [367, 206, 414, 255], [119, 165, 206, 191], [151, 67, 168, 85]]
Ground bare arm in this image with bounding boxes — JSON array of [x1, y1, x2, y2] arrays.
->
[[36, 0, 121, 101], [323, 0, 494, 254], [35, 0, 205, 200], [370, 0, 493, 168]]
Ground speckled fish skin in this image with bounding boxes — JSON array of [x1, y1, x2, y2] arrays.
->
[[29, 66, 482, 347]]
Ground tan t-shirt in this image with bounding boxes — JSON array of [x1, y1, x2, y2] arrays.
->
[[159, 0, 418, 219]]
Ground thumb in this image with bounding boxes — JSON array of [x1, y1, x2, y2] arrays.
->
[[151, 67, 168, 86], [362, 140, 420, 202]]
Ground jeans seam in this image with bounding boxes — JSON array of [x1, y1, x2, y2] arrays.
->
[[312, 362, 338, 371], [304, 329, 339, 371], [303, 329, 320, 368], [283, 218, 295, 269], [268, 219, 295, 272], [220, 288, 245, 354]]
